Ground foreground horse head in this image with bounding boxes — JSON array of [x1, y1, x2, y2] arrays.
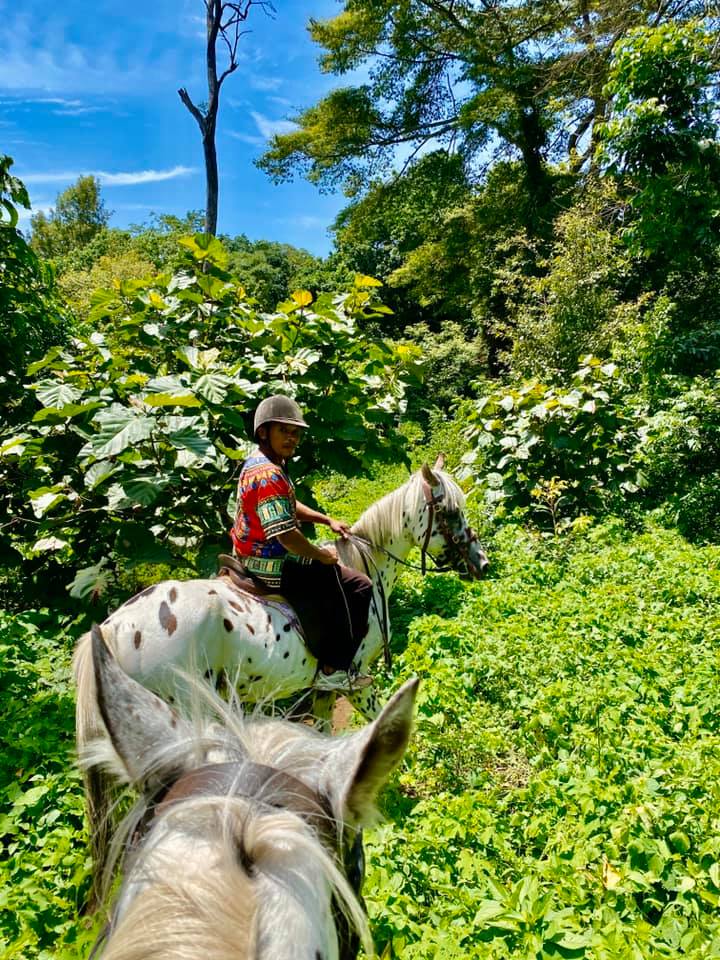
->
[[85, 625, 418, 959]]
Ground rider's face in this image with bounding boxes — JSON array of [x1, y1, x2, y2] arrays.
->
[[267, 422, 303, 460]]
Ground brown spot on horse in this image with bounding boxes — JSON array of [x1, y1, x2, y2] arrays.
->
[[133, 630, 142, 649], [169, 587, 178, 603], [158, 601, 177, 636], [223, 618, 233, 632]]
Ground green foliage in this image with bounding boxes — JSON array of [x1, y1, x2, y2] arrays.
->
[[401, 322, 488, 421], [640, 374, 720, 542], [226, 237, 351, 313], [365, 521, 720, 957], [0, 156, 69, 420], [58, 249, 157, 321], [30, 175, 110, 261], [512, 182, 642, 379], [600, 19, 720, 263], [462, 358, 641, 525], [0, 609, 97, 958], [0, 236, 419, 604]]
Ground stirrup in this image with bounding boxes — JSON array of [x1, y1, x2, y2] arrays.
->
[[313, 669, 373, 693]]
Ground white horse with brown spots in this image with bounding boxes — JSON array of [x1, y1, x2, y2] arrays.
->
[[74, 461, 485, 885], [74, 461, 485, 730], [84, 624, 418, 959]]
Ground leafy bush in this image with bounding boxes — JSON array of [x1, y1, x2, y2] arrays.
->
[[0, 610, 97, 959], [401, 322, 489, 420], [461, 358, 642, 527], [0, 235, 420, 605], [512, 184, 641, 379], [600, 20, 720, 264], [365, 521, 720, 958], [0, 156, 69, 421], [640, 374, 720, 542]]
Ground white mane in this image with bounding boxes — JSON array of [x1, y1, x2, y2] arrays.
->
[[340, 468, 466, 568], [87, 681, 373, 960]]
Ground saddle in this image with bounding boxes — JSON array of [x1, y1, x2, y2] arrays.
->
[[217, 554, 287, 600]]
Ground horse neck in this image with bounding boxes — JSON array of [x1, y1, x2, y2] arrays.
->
[[349, 481, 422, 597]]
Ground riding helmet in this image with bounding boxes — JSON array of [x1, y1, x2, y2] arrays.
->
[[253, 395, 308, 438]]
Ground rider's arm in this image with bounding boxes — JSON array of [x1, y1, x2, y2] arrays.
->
[[296, 500, 351, 538], [276, 528, 337, 564]]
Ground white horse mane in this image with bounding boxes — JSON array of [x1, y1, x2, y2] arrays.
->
[[87, 679, 375, 960], [342, 468, 466, 568]]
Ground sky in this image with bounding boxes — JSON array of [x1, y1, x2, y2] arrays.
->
[[0, 0, 353, 256]]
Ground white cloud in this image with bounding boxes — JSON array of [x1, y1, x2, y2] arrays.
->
[[250, 110, 297, 140], [275, 214, 328, 230], [227, 130, 264, 146], [18, 166, 197, 186], [249, 75, 282, 92]]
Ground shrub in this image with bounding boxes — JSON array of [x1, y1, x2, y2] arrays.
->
[[461, 357, 642, 527]]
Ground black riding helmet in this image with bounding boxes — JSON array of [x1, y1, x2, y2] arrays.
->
[[253, 395, 308, 440]]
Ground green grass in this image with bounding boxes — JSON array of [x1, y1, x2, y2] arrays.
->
[[2, 503, 719, 959]]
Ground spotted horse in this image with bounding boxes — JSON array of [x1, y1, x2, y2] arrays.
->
[[74, 458, 485, 890], [82, 623, 419, 958]]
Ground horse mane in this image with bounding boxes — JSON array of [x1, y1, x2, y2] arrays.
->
[[341, 468, 466, 568], [98, 799, 366, 960], [86, 681, 372, 960]]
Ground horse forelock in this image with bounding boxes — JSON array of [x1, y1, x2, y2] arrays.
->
[[98, 775, 369, 960]]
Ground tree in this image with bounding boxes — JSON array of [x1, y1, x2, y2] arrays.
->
[[30, 175, 109, 260], [599, 18, 720, 264], [178, 1, 273, 235], [258, 0, 698, 231], [0, 156, 68, 420]]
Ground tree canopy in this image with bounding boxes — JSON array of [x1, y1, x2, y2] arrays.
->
[[258, 0, 701, 226]]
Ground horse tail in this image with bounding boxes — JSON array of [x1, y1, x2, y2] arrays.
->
[[73, 625, 114, 911]]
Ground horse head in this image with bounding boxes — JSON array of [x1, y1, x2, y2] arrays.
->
[[86, 624, 418, 960], [419, 455, 489, 579]]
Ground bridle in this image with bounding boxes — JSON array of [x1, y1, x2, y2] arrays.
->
[[95, 760, 365, 960], [344, 479, 485, 671]]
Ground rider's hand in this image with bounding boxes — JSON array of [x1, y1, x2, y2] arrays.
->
[[329, 518, 351, 539], [318, 545, 339, 564]]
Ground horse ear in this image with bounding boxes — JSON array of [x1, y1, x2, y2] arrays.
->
[[421, 462, 439, 487], [91, 624, 190, 791], [324, 678, 419, 826], [433, 452, 445, 472]]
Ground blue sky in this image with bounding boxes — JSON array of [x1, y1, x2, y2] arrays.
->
[[0, 0, 352, 255]]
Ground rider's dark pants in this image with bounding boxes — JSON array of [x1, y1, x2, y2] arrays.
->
[[280, 559, 372, 671]]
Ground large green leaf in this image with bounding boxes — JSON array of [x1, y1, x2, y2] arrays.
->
[[33, 380, 82, 408], [86, 405, 155, 458], [107, 475, 169, 508], [68, 559, 111, 600], [168, 426, 214, 458], [194, 373, 231, 403], [29, 487, 67, 518]]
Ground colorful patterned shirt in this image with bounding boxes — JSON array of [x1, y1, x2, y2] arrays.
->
[[230, 448, 297, 587]]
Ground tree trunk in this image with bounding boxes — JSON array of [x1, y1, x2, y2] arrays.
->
[[203, 123, 219, 236]]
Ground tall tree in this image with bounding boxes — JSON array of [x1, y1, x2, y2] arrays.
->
[[178, 1, 272, 236], [258, 0, 699, 231], [30, 175, 109, 260]]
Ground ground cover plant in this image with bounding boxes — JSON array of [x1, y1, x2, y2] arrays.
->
[[2, 476, 719, 958], [364, 520, 720, 958]]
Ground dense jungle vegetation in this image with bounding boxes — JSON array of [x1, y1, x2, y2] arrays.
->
[[1, 6, 720, 957]]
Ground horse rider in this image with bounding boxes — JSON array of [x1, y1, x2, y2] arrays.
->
[[230, 395, 373, 692]]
